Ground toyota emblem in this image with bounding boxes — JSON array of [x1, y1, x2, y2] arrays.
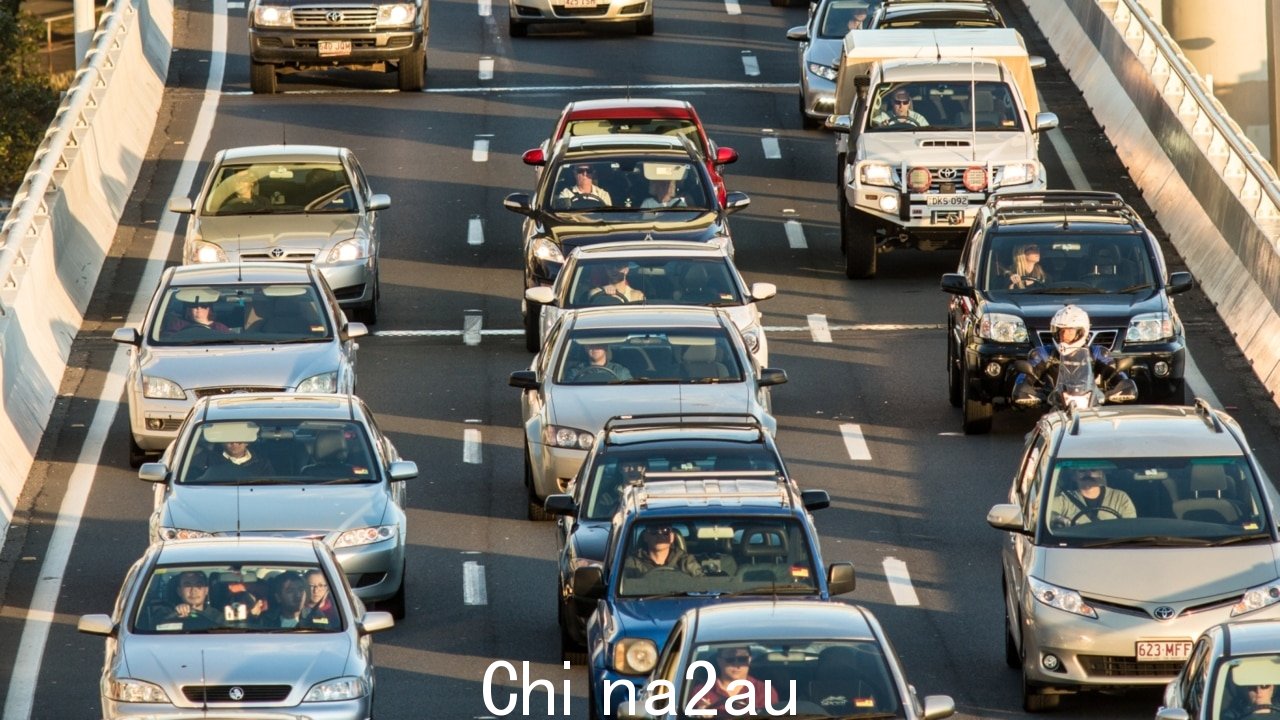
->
[[326, 10, 343, 22], [1153, 606, 1176, 621], [937, 168, 958, 180], [269, 247, 285, 259], [228, 687, 245, 701]]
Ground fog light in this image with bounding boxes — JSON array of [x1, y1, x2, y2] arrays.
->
[[1154, 361, 1170, 377], [1042, 654, 1061, 672], [146, 418, 165, 431], [879, 195, 899, 212], [985, 362, 1002, 378]]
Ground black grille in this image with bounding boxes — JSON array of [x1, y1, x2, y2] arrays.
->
[[1079, 655, 1182, 678], [295, 37, 379, 49], [555, 5, 610, 16], [182, 685, 293, 703], [193, 386, 285, 398], [349, 571, 386, 588], [331, 283, 366, 301], [240, 250, 317, 263], [1035, 329, 1119, 351], [292, 7, 378, 27]]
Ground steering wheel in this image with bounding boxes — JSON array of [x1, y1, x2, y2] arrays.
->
[[587, 291, 628, 306], [572, 365, 621, 382], [886, 116, 922, 128], [1066, 506, 1124, 526], [568, 193, 606, 210]]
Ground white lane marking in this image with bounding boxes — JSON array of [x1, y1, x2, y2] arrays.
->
[[839, 423, 872, 460], [761, 137, 781, 159], [472, 137, 491, 162], [723, 0, 740, 14], [463, 428, 483, 464], [1183, 352, 1222, 409], [463, 561, 489, 605], [478, 0, 492, 15], [1, 2, 229, 718], [807, 314, 832, 343], [883, 557, 920, 606], [741, 53, 760, 77], [784, 220, 807, 249], [467, 217, 484, 246], [371, 323, 943, 337], [478, 56, 495, 81], [462, 311, 484, 345]]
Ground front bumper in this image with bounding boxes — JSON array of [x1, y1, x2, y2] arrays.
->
[[846, 174, 1047, 244], [103, 698, 371, 720], [509, 0, 651, 24], [335, 536, 405, 602], [800, 72, 835, 119], [250, 27, 422, 65], [316, 259, 375, 308], [528, 441, 587, 501]]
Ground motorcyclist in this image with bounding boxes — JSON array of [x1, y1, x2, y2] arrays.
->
[[1011, 305, 1138, 409]]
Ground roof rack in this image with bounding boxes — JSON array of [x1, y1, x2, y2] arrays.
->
[[988, 191, 1143, 229], [1193, 397, 1224, 433], [603, 413, 762, 434], [633, 471, 789, 507]]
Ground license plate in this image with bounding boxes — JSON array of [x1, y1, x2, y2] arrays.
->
[[1135, 640, 1193, 662], [926, 195, 969, 206], [318, 40, 352, 57], [565, 0, 597, 7]]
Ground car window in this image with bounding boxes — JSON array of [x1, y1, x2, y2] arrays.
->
[[565, 258, 743, 309], [1211, 654, 1280, 720], [132, 563, 344, 633], [554, 329, 744, 385], [1014, 433, 1046, 507], [174, 419, 378, 486], [148, 283, 332, 345], [544, 157, 712, 212], [563, 118, 703, 153], [867, 81, 1022, 132], [582, 448, 784, 521], [979, 232, 1156, 294], [203, 162, 354, 216], [818, 0, 868, 38]]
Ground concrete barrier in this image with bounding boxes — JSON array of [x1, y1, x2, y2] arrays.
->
[[0, 0, 172, 540], [1025, 0, 1280, 403]]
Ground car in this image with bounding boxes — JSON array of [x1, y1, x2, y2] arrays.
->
[[77, 536, 395, 720], [572, 473, 854, 719], [169, 144, 388, 323], [523, 240, 776, 363], [1157, 619, 1280, 720], [138, 392, 416, 616], [503, 134, 750, 349], [786, 0, 872, 128], [507, 0, 653, 37], [508, 305, 787, 521], [246, 0, 427, 93], [620, 601, 955, 720], [987, 401, 1280, 711], [542, 413, 791, 662], [865, 0, 1004, 29], [942, 191, 1195, 434], [111, 263, 366, 468], [523, 98, 739, 207]]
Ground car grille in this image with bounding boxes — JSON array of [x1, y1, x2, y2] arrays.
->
[[555, 4, 610, 15], [1035, 329, 1119, 351], [239, 250, 318, 263], [182, 685, 293, 703], [898, 165, 1006, 194], [193, 387, 287, 398], [295, 37, 381, 49], [292, 7, 379, 27], [1079, 655, 1182, 678]]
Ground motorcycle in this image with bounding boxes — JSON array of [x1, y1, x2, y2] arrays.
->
[[1012, 346, 1137, 411]]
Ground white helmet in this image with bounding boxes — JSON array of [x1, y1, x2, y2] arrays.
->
[[1051, 304, 1090, 350]]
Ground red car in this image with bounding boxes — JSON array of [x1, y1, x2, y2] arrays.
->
[[522, 98, 739, 206]]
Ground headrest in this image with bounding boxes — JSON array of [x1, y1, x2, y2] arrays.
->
[[1190, 464, 1230, 493], [683, 344, 716, 364], [684, 264, 709, 286]]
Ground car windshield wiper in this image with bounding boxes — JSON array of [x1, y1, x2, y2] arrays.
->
[[1081, 535, 1213, 548], [1036, 286, 1107, 294], [629, 591, 702, 600], [711, 584, 817, 599], [316, 477, 373, 485], [266, 336, 329, 344], [1207, 532, 1273, 546], [230, 477, 308, 486], [1118, 282, 1154, 293]]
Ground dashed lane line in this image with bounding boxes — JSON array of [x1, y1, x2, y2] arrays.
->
[[839, 423, 871, 461], [883, 557, 920, 606], [463, 561, 489, 605], [478, 56, 495, 81], [741, 53, 760, 77], [462, 311, 484, 346], [723, 0, 741, 14], [807, 314, 832, 343], [783, 219, 807, 249], [467, 217, 484, 246], [478, 0, 492, 15], [761, 136, 781, 159], [472, 136, 491, 162], [463, 426, 483, 464]]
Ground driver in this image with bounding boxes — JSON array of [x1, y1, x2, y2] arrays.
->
[[558, 164, 612, 207], [1007, 243, 1048, 289], [622, 524, 704, 577], [1049, 468, 1136, 527], [165, 292, 231, 335], [568, 342, 633, 382], [588, 263, 646, 304], [1228, 678, 1280, 720], [872, 89, 929, 128]]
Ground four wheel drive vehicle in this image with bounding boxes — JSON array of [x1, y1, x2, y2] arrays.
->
[[826, 28, 1058, 278], [140, 393, 416, 617], [865, 0, 1004, 29], [525, 98, 739, 207], [941, 191, 1194, 434], [508, 305, 787, 521], [988, 402, 1280, 712], [503, 134, 750, 347], [575, 476, 854, 718], [112, 263, 366, 468], [1157, 619, 1280, 720], [78, 537, 394, 720], [508, 0, 653, 37], [170, 144, 388, 323], [524, 240, 776, 363], [246, 0, 428, 93], [620, 601, 956, 720], [542, 413, 791, 660]]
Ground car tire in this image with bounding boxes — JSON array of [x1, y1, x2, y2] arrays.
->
[[962, 373, 993, 435], [249, 61, 277, 95], [384, 563, 407, 620], [635, 15, 654, 35], [525, 442, 551, 521], [362, 281, 380, 325], [799, 93, 819, 130], [398, 47, 425, 91], [947, 333, 963, 408], [1004, 584, 1020, 669], [128, 434, 148, 469], [523, 301, 541, 353], [509, 16, 528, 36], [835, 153, 846, 225], [560, 618, 588, 666], [1022, 671, 1059, 713], [842, 203, 876, 279]]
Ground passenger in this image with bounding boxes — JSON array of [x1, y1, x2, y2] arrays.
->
[[872, 89, 928, 128], [558, 164, 612, 207], [1007, 243, 1047, 289], [157, 571, 222, 629], [588, 263, 646, 304], [304, 569, 340, 626], [692, 646, 779, 715], [165, 295, 232, 335], [198, 438, 277, 482], [569, 343, 633, 382], [1048, 468, 1137, 526], [258, 571, 322, 629], [641, 179, 685, 208], [623, 524, 704, 577]]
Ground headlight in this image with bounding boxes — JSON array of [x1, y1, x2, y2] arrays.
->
[[329, 525, 397, 549], [304, 676, 368, 702], [326, 237, 368, 263], [190, 240, 227, 263], [297, 372, 338, 393], [739, 323, 761, 353], [543, 425, 594, 450], [977, 313, 1029, 344], [142, 375, 185, 400], [252, 4, 293, 26], [375, 2, 415, 25], [531, 236, 564, 264], [998, 163, 1038, 187], [1233, 580, 1280, 616], [104, 678, 170, 703], [1126, 312, 1173, 342], [158, 527, 214, 541], [612, 638, 658, 675], [1028, 576, 1097, 619], [859, 162, 894, 188], [806, 62, 838, 82]]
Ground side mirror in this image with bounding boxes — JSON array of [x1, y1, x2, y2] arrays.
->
[[521, 148, 546, 166], [525, 286, 557, 306], [167, 197, 194, 214], [389, 460, 418, 481], [112, 327, 141, 346], [800, 489, 830, 511], [749, 282, 777, 302], [359, 610, 395, 635], [503, 193, 534, 216], [785, 26, 809, 42], [1156, 709, 1190, 720], [572, 565, 605, 600], [922, 695, 957, 720], [544, 494, 577, 517], [723, 191, 750, 214], [509, 370, 540, 390], [344, 321, 369, 340], [77, 614, 116, 637], [367, 193, 391, 211], [758, 368, 788, 387], [940, 273, 975, 298], [1167, 271, 1194, 295], [827, 562, 856, 595], [1033, 112, 1059, 133], [714, 146, 738, 166], [138, 462, 169, 483], [825, 115, 853, 134], [986, 503, 1028, 533], [1029, 55, 1047, 70]]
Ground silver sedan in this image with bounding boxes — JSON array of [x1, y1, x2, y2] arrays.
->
[[787, 0, 869, 127]]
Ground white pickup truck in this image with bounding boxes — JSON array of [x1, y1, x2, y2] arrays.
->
[[827, 28, 1058, 278]]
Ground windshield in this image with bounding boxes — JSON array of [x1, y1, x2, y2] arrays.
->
[[617, 518, 817, 597], [678, 640, 902, 719], [555, 329, 744, 385], [544, 157, 713, 213], [563, 118, 704, 154], [202, 162, 354, 216], [980, 232, 1157, 293], [1040, 457, 1268, 545], [148, 283, 332, 345], [564, 258, 743, 309], [176, 419, 377, 486], [818, 0, 872, 38], [866, 81, 1022, 131], [1210, 655, 1280, 720], [132, 563, 344, 634], [583, 447, 784, 521]]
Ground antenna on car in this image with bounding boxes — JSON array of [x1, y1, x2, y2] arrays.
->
[[970, 48, 977, 164], [237, 236, 243, 282], [282, 122, 288, 146]]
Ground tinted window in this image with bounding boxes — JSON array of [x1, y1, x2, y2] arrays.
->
[[867, 81, 1022, 132], [149, 283, 331, 344], [176, 419, 377, 485], [545, 157, 712, 212], [556, 329, 743, 385], [980, 232, 1156, 293], [565, 258, 742, 309], [132, 563, 344, 634]]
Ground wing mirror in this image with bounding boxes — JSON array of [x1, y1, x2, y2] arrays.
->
[[138, 462, 169, 483], [1034, 112, 1059, 133], [77, 614, 116, 637], [112, 327, 141, 346], [524, 286, 557, 306], [167, 197, 194, 214], [723, 191, 750, 214], [503, 193, 534, 216], [367, 193, 391, 211], [940, 273, 975, 298], [714, 146, 738, 166], [389, 460, 418, 481], [758, 368, 788, 387], [825, 115, 853, 134], [827, 562, 856, 595], [1167, 271, 1194, 295], [749, 282, 777, 302], [359, 611, 395, 635]]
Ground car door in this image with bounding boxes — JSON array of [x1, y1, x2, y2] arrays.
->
[[523, 316, 564, 437], [1004, 428, 1048, 653], [320, 273, 358, 388], [950, 220, 985, 358], [346, 153, 380, 261]]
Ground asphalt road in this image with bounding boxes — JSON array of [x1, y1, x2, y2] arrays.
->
[[2, 0, 1280, 718]]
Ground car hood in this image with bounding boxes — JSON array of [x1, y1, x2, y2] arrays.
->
[[860, 131, 1031, 165], [804, 38, 843, 69], [612, 594, 824, 648], [138, 343, 340, 391], [543, 213, 725, 252], [569, 520, 612, 564], [121, 634, 350, 698], [196, 214, 360, 251], [163, 485, 388, 533], [979, 291, 1166, 331], [1039, 545, 1280, 604], [549, 384, 753, 430]]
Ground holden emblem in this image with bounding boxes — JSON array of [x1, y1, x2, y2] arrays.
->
[[228, 686, 245, 701], [269, 247, 285, 259], [326, 10, 343, 21], [1152, 606, 1176, 621]]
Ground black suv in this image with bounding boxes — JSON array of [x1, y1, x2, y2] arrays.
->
[[941, 191, 1194, 434]]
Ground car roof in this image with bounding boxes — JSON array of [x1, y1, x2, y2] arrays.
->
[[990, 217, 1141, 232], [200, 393, 356, 421], [567, 305, 727, 330], [692, 601, 876, 643], [154, 536, 324, 565], [564, 98, 696, 118], [606, 427, 766, 446], [629, 477, 796, 512], [880, 1, 998, 17], [167, 262, 314, 285], [570, 241, 728, 260], [880, 58, 1004, 81], [1225, 620, 1280, 657], [218, 145, 346, 164], [564, 134, 690, 154], [1050, 406, 1246, 459]]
